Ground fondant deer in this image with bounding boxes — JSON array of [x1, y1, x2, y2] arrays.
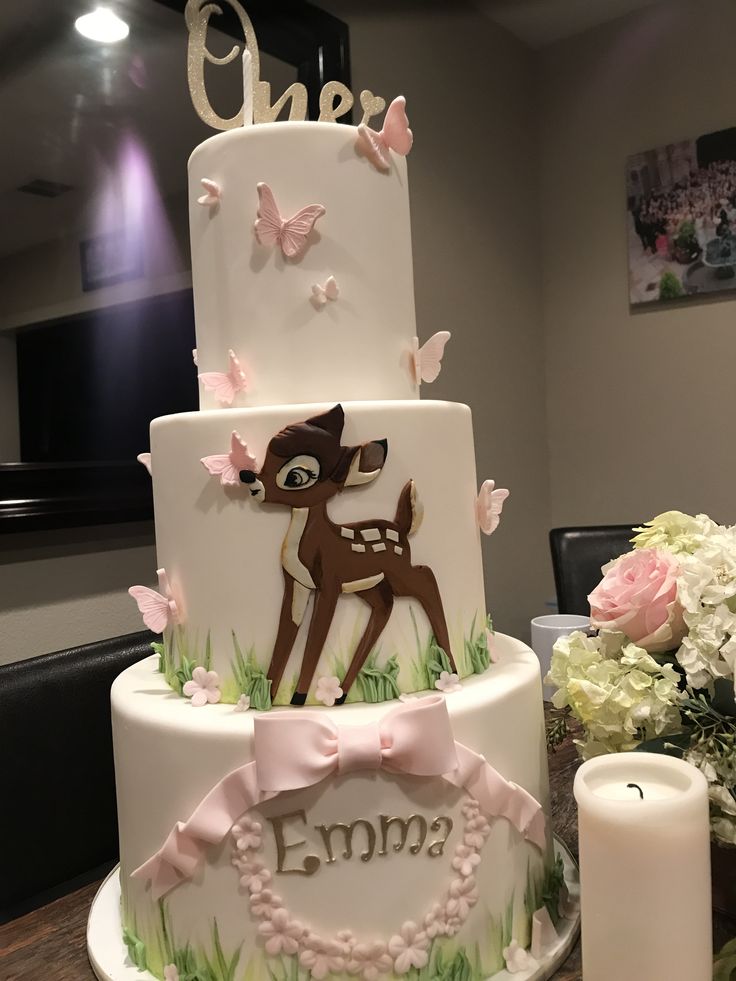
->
[[239, 404, 455, 705]]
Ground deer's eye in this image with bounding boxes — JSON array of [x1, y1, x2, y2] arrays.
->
[[276, 455, 321, 491]]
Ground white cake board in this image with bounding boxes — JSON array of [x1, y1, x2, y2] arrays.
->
[[88, 836, 580, 981]]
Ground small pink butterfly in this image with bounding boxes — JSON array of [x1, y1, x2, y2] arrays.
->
[[476, 480, 510, 535], [254, 182, 326, 259], [411, 331, 451, 385], [128, 569, 183, 634], [197, 178, 221, 207], [311, 275, 339, 307], [357, 95, 413, 172], [137, 452, 152, 476], [198, 349, 247, 406], [201, 430, 259, 486]]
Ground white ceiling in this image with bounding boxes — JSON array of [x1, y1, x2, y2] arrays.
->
[[480, 0, 664, 47]]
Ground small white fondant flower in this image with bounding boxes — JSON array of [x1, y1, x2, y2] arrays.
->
[[250, 888, 283, 918], [464, 813, 491, 848], [315, 675, 344, 707], [258, 907, 304, 956], [337, 929, 355, 957], [235, 693, 251, 712], [461, 798, 481, 820], [446, 875, 479, 921], [388, 921, 429, 975], [503, 940, 538, 974], [234, 819, 262, 852], [163, 966, 179, 981], [347, 940, 393, 980], [434, 671, 462, 693], [423, 903, 448, 939], [451, 844, 481, 877], [183, 666, 221, 706], [300, 932, 346, 979]]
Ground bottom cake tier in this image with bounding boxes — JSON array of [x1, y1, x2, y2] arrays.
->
[[111, 635, 572, 981]]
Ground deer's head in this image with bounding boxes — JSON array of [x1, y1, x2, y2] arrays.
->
[[239, 404, 388, 506]]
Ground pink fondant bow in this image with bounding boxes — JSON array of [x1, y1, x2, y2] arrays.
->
[[133, 695, 546, 899]]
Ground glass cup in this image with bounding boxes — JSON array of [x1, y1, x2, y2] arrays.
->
[[531, 614, 591, 700]]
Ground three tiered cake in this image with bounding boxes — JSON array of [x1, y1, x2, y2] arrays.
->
[[87, 3, 579, 979]]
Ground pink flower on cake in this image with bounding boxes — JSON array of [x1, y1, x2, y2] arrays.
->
[[461, 799, 481, 820], [250, 888, 283, 918], [423, 903, 448, 939], [163, 966, 179, 981], [246, 861, 272, 894], [314, 675, 344, 707], [588, 547, 686, 653], [234, 815, 262, 851], [435, 671, 462, 694], [503, 939, 538, 974], [451, 844, 481, 877], [346, 941, 393, 980], [182, 667, 221, 706], [446, 876, 479, 920], [201, 431, 259, 488], [387, 922, 429, 975], [234, 693, 251, 713], [258, 908, 304, 956], [128, 568, 183, 634], [464, 813, 491, 849], [300, 932, 346, 979]]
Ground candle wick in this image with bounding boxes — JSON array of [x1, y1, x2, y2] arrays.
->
[[627, 782, 644, 799]]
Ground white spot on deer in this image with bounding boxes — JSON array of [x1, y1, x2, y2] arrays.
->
[[340, 527, 355, 539], [394, 546, 403, 556], [361, 528, 381, 542], [372, 543, 387, 552], [351, 543, 366, 553], [386, 529, 400, 542], [341, 573, 385, 593]]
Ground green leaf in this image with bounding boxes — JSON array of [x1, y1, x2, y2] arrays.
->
[[713, 953, 736, 981], [633, 732, 691, 757]]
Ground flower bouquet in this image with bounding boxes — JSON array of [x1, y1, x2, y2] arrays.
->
[[546, 511, 736, 849]]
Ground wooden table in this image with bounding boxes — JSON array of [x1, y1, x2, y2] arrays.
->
[[1, 720, 732, 980]]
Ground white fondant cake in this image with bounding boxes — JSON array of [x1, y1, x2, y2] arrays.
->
[[106, 13, 574, 981]]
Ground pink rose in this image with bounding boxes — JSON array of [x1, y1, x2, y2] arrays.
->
[[588, 547, 686, 653]]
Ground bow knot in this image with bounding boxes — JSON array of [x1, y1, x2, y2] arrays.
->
[[337, 721, 382, 772]]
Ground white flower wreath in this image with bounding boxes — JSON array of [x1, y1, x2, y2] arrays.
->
[[231, 799, 491, 979]]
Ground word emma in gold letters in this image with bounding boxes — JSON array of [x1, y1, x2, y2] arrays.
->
[[268, 810, 454, 875]]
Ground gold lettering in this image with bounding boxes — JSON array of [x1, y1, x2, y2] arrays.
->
[[254, 81, 308, 124], [318, 82, 354, 123], [378, 814, 428, 856], [427, 816, 453, 857], [268, 810, 321, 875], [316, 820, 376, 863], [358, 90, 386, 128]]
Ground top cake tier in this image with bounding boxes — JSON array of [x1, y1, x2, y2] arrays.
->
[[189, 122, 419, 409]]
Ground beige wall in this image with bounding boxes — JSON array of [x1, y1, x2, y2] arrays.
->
[[540, 0, 736, 528], [0, 524, 156, 664], [324, 0, 552, 642], [1, 2, 551, 662]]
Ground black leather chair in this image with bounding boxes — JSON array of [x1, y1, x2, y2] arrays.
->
[[549, 525, 637, 615], [0, 629, 154, 922]]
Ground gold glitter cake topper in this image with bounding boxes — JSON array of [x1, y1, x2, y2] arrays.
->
[[185, 0, 386, 130]]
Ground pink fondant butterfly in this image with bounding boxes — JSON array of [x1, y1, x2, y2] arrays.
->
[[137, 452, 152, 476], [357, 95, 413, 172], [254, 182, 326, 259], [198, 349, 247, 406], [476, 480, 510, 536], [197, 178, 221, 207], [411, 331, 451, 385], [201, 431, 259, 487], [129, 569, 183, 634], [311, 275, 339, 306]]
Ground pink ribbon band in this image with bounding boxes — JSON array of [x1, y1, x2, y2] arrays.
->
[[133, 695, 546, 899]]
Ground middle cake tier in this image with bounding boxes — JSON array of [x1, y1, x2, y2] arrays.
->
[[148, 400, 489, 706]]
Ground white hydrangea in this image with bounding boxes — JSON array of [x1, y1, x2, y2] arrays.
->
[[546, 631, 684, 758], [631, 511, 719, 555]]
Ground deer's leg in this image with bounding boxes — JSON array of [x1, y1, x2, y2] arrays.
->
[[267, 573, 307, 701], [291, 583, 341, 705], [392, 565, 456, 672], [337, 582, 394, 703]]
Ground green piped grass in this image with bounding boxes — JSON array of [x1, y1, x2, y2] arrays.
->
[[357, 651, 401, 703], [464, 613, 492, 675], [231, 630, 272, 711]]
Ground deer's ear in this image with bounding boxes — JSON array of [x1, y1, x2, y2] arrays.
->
[[305, 404, 344, 439], [341, 438, 388, 486]]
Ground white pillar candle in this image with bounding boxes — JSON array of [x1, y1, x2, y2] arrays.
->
[[242, 48, 253, 126], [574, 753, 711, 981]]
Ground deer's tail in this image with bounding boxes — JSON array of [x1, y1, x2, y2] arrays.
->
[[395, 480, 424, 538]]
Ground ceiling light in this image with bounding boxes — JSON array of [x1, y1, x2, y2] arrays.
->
[[75, 8, 129, 43]]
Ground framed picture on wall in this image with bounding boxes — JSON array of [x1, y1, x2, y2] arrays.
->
[[627, 126, 736, 305]]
